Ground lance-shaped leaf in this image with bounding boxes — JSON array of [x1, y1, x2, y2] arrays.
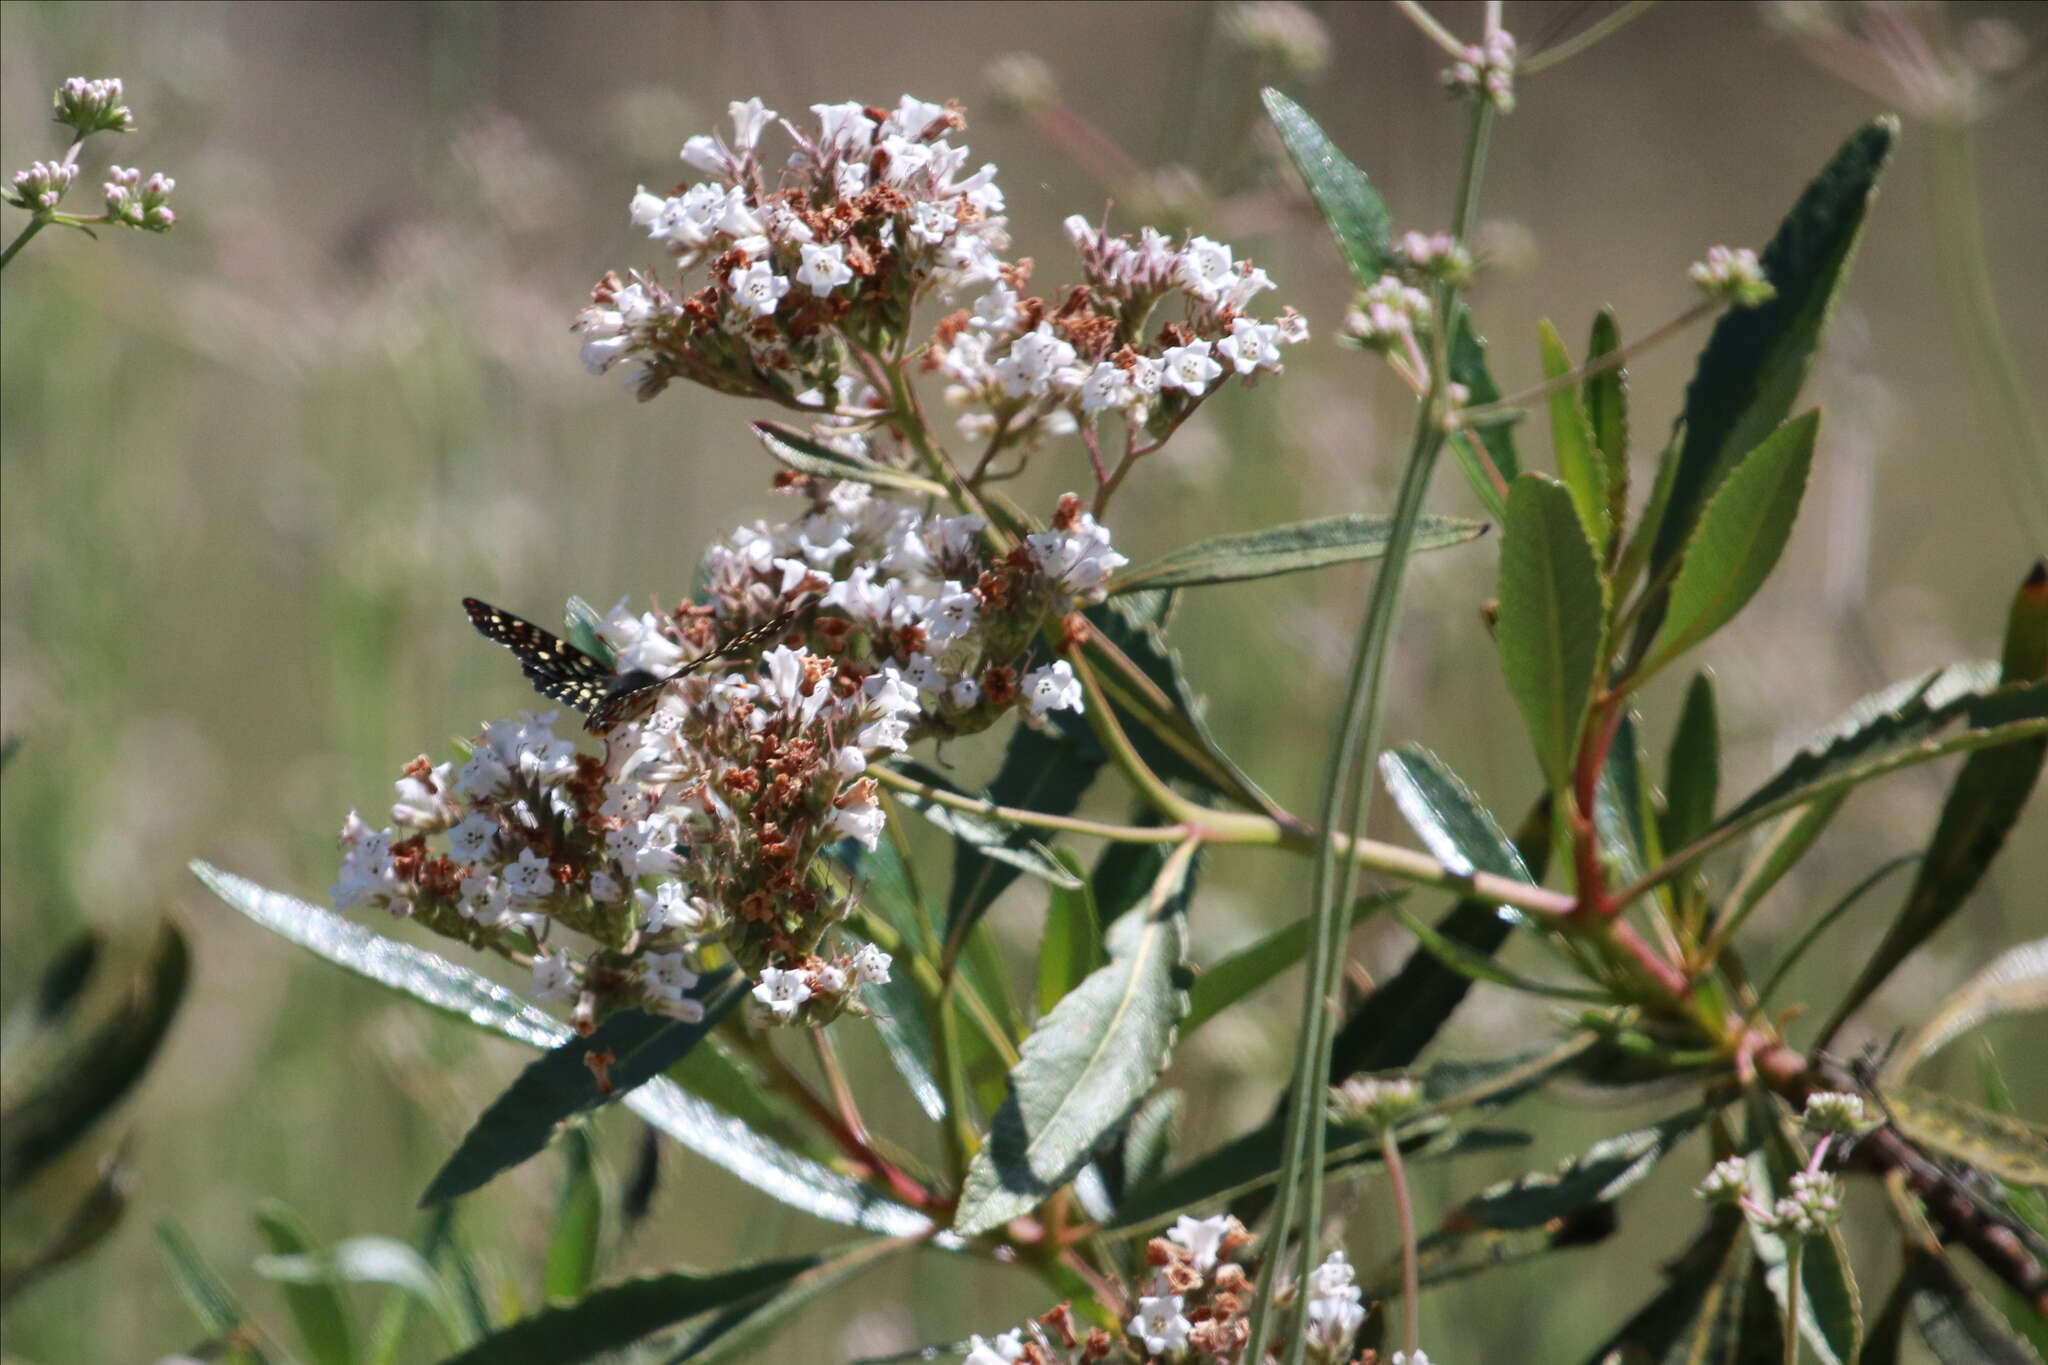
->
[[1579, 1208, 1760, 1365], [1713, 666, 2047, 836], [543, 1126, 602, 1302], [1108, 514, 1486, 595], [1640, 119, 1895, 637], [1883, 937, 2048, 1083], [953, 854, 1192, 1237], [1663, 671, 1721, 854], [1639, 411, 1818, 680], [193, 864, 937, 1240], [1182, 892, 1400, 1034], [1393, 907, 1607, 1003], [1877, 1083, 2048, 1188], [750, 421, 946, 497], [1584, 309, 1630, 540], [887, 758, 1088, 918], [1540, 319, 1610, 550], [255, 1202, 357, 1365], [1865, 1245, 2043, 1365], [1, 918, 188, 1191], [1450, 307, 1523, 514], [1497, 474, 1608, 790], [1260, 88, 1390, 286], [1825, 562, 2048, 1034], [422, 993, 743, 1206], [427, 1247, 874, 1365], [257, 1236, 469, 1351], [1037, 856, 1106, 1017], [1442, 1109, 1706, 1233], [157, 1219, 264, 1353]]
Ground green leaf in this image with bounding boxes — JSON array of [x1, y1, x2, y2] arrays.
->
[[833, 838, 948, 1122], [1451, 306, 1523, 490], [750, 421, 947, 497], [543, 1125, 602, 1302], [1496, 474, 1608, 790], [954, 854, 1193, 1237], [1879, 1082, 2048, 1187], [1444, 1109, 1705, 1233], [157, 1218, 265, 1355], [1642, 119, 1895, 625], [1715, 666, 2046, 835], [425, 1251, 827, 1365], [665, 1238, 912, 1365], [1037, 856, 1107, 1017], [1119, 1089, 1182, 1200], [1718, 792, 1849, 940], [1182, 892, 1399, 1034], [257, 1236, 469, 1350], [1584, 309, 1631, 544], [1110, 1121, 1531, 1237], [193, 864, 936, 1239], [1579, 1208, 1760, 1365], [1327, 793, 1552, 1081], [1539, 319, 1610, 550], [1380, 745, 1535, 884], [885, 757, 1088, 933], [1886, 936, 2048, 1084], [1868, 1246, 2044, 1365], [1640, 411, 1818, 679], [255, 1201, 358, 1365], [422, 993, 742, 1206], [1825, 562, 2048, 1034], [1392, 906, 1608, 1003], [1612, 421, 1684, 604], [1108, 514, 1487, 595], [1756, 853, 1918, 1006], [1594, 711, 1654, 889], [0, 918, 187, 1192], [1259, 88, 1390, 287], [1664, 671, 1721, 854], [0, 1148, 132, 1309]]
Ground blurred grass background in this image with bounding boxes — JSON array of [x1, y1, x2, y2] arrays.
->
[[2, 2, 2042, 1361]]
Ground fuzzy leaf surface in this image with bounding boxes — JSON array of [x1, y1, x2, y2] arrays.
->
[[1496, 474, 1608, 789], [1261, 88, 1391, 285], [1109, 514, 1486, 594]]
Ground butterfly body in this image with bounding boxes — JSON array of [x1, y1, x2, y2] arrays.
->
[[462, 597, 790, 734]]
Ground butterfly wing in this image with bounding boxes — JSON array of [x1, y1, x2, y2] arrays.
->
[[678, 610, 795, 677], [462, 598, 619, 720]]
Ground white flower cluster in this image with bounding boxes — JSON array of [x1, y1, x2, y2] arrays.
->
[[574, 95, 1009, 403], [5, 160, 77, 212], [1443, 28, 1517, 112], [1690, 244, 1775, 308], [1693, 1154, 1844, 1239], [930, 219, 1304, 447], [103, 165, 175, 230], [964, 1214, 1374, 1363], [53, 76, 135, 134]]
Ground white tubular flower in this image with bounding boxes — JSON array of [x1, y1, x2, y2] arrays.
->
[[599, 598, 687, 674], [1021, 660, 1084, 718], [727, 260, 790, 318], [811, 101, 875, 155], [830, 780, 886, 850], [641, 950, 702, 1013], [1304, 1249, 1367, 1354], [1167, 1213, 1232, 1272], [1161, 338, 1224, 397], [728, 96, 776, 150], [963, 1331, 1026, 1365], [446, 812, 499, 866], [1177, 234, 1237, 301], [1080, 360, 1135, 415], [848, 942, 892, 986], [752, 965, 813, 1020], [886, 93, 948, 139], [680, 134, 726, 176], [1129, 1280, 1193, 1355], [1216, 316, 1284, 375], [993, 323, 1077, 399], [392, 760, 457, 829], [795, 241, 854, 294], [530, 953, 577, 1002]]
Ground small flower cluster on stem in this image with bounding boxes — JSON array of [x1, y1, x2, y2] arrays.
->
[[3, 76, 176, 269], [964, 1215, 1381, 1364], [1694, 1094, 1861, 1241], [332, 476, 1134, 1028]]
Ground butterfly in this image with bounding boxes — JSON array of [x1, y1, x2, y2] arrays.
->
[[462, 598, 792, 734]]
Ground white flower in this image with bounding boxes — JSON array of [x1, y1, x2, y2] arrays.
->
[[680, 134, 725, 176], [1695, 1156, 1751, 1205], [727, 96, 776, 150], [727, 261, 790, 319], [993, 323, 1077, 399], [834, 744, 869, 777], [924, 582, 980, 644], [1391, 1353, 1434, 1365], [1216, 316, 1283, 375], [638, 879, 700, 935], [501, 848, 555, 903], [391, 760, 457, 829], [1168, 1214, 1232, 1271], [600, 598, 687, 675], [1080, 360, 1136, 415], [885, 93, 948, 140], [446, 813, 499, 866], [949, 676, 981, 708], [811, 101, 875, 155], [530, 953, 577, 1001], [1021, 660, 1084, 718], [1160, 339, 1224, 397], [628, 184, 665, 227], [1177, 234, 1238, 301], [849, 943, 892, 986], [831, 783, 886, 850], [795, 241, 854, 294], [641, 950, 702, 1015], [1305, 1250, 1367, 1351], [1129, 1284, 1192, 1355], [752, 965, 813, 1020], [963, 1331, 1026, 1365]]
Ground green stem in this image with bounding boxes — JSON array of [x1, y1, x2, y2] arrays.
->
[[1926, 125, 2048, 550], [1519, 1, 1659, 74], [1783, 1238, 1804, 1365], [1383, 1125, 1422, 1359], [1452, 299, 1716, 429], [0, 215, 52, 271]]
